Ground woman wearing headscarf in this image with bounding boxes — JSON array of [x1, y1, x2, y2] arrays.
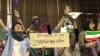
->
[[0, 10, 29, 56], [79, 19, 98, 56]]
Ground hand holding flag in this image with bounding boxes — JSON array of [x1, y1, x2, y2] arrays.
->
[[68, 12, 82, 19]]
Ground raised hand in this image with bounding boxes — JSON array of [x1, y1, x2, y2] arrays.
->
[[64, 5, 72, 14], [14, 9, 20, 18], [31, 16, 39, 25]]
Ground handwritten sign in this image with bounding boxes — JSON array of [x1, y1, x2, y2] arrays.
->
[[29, 32, 69, 48]]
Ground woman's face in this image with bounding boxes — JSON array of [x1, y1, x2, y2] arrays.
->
[[89, 21, 95, 30], [14, 24, 23, 32]]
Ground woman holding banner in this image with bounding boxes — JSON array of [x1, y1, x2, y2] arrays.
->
[[39, 23, 54, 56]]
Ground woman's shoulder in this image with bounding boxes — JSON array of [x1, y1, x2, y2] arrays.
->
[[78, 31, 85, 41], [79, 31, 85, 35]]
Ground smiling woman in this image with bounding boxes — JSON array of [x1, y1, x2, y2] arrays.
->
[[0, 15, 29, 56]]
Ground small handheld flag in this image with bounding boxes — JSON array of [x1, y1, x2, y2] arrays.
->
[[85, 31, 100, 42]]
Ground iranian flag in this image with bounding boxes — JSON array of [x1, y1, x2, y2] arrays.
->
[[85, 31, 100, 42]]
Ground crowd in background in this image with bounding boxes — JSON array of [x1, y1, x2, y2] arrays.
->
[[0, 4, 100, 56]]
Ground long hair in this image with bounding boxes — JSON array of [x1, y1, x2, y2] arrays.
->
[[82, 19, 94, 31]]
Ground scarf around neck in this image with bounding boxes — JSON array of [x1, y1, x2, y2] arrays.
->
[[11, 30, 26, 41]]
